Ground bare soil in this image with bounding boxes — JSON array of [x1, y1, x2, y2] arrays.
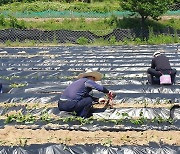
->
[[0, 126, 179, 146], [0, 102, 175, 109]]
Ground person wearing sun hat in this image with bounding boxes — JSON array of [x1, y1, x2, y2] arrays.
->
[[147, 50, 177, 84], [58, 69, 115, 118], [153, 51, 161, 57]]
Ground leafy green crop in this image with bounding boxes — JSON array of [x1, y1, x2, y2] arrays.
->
[[40, 112, 52, 122], [9, 83, 27, 88], [5, 112, 36, 124]]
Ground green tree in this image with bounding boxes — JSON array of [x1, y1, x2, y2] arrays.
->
[[121, 0, 174, 38]]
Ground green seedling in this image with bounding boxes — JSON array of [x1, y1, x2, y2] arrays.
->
[[4, 114, 16, 124], [40, 112, 52, 122], [19, 138, 28, 147], [103, 138, 112, 147], [5, 112, 36, 124], [9, 83, 27, 88]]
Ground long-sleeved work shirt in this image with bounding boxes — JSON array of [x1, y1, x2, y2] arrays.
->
[[60, 78, 109, 101], [151, 54, 171, 71]]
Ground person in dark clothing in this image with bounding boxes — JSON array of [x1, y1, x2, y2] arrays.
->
[[58, 70, 114, 118], [147, 51, 177, 84], [0, 83, 2, 93]]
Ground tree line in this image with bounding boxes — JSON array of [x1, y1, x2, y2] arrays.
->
[[0, 0, 179, 39], [0, 0, 179, 5]]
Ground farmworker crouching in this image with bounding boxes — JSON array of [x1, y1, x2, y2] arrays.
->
[[58, 70, 115, 118], [147, 51, 177, 85]]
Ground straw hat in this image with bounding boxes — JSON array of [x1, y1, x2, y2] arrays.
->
[[153, 51, 161, 57], [78, 70, 102, 81]]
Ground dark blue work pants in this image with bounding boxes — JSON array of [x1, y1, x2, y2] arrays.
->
[[147, 68, 177, 84], [58, 97, 93, 118]]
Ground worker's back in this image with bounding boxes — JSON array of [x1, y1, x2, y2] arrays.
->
[[152, 54, 171, 71]]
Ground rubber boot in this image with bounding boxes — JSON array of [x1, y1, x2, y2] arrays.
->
[[147, 74, 153, 85]]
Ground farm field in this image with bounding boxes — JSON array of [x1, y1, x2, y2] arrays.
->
[[0, 44, 180, 153]]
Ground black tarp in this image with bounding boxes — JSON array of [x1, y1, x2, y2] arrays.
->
[[0, 45, 180, 152], [0, 44, 180, 104], [0, 105, 179, 131], [0, 44, 180, 131], [0, 143, 179, 154]]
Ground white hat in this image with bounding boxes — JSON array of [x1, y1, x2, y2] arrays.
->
[[78, 70, 103, 81], [153, 51, 161, 57]]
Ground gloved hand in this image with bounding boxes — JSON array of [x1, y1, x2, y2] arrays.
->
[[98, 97, 106, 104], [107, 91, 116, 100]]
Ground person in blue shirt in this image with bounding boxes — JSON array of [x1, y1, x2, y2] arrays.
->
[[58, 70, 114, 118]]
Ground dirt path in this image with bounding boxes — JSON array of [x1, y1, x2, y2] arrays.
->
[[0, 102, 176, 108], [0, 126, 179, 146]]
